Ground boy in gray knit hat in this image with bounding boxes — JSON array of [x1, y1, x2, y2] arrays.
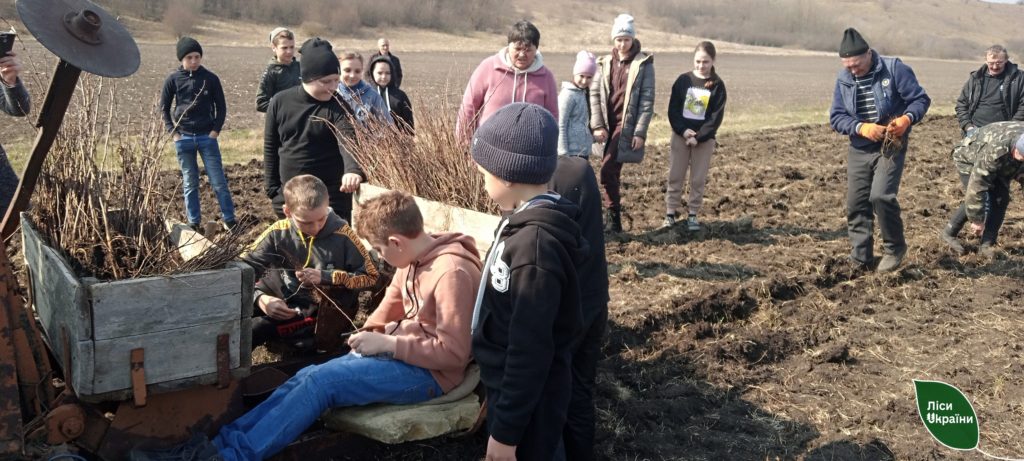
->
[[469, 102, 588, 460]]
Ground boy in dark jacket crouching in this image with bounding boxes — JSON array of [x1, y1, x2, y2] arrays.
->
[[242, 174, 378, 349], [470, 102, 588, 460]]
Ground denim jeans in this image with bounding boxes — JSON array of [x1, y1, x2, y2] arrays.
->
[[174, 134, 235, 225], [213, 353, 442, 461]]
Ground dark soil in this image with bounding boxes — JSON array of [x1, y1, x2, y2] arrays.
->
[[36, 115, 1024, 460]]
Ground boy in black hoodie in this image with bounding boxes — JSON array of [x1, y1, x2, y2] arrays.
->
[[470, 102, 587, 460], [160, 36, 236, 231]]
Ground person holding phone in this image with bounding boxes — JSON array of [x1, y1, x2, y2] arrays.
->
[[0, 37, 29, 215]]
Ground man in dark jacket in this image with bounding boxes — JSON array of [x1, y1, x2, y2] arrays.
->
[[829, 28, 930, 272], [955, 45, 1024, 136], [264, 37, 364, 221], [370, 38, 403, 89], [256, 27, 301, 113], [160, 37, 236, 230], [550, 155, 608, 461], [940, 121, 1024, 258]]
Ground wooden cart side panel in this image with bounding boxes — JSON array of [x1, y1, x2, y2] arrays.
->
[[20, 215, 92, 341], [73, 339, 94, 395], [91, 319, 241, 395], [89, 268, 242, 341], [227, 261, 254, 370]]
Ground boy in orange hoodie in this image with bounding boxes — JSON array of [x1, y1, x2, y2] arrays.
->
[[131, 191, 482, 461]]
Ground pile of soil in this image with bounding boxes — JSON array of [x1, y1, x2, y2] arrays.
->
[[137, 115, 1024, 459]]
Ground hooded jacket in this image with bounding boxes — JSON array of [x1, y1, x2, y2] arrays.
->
[[160, 65, 227, 135], [337, 79, 394, 126], [830, 50, 931, 150], [471, 195, 587, 446], [370, 51, 403, 89], [457, 48, 559, 138], [242, 210, 379, 311], [256, 58, 301, 113], [557, 82, 593, 156], [590, 39, 655, 163], [366, 54, 415, 130], [955, 61, 1024, 132], [363, 233, 482, 393], [951, 121, 1024, 222]]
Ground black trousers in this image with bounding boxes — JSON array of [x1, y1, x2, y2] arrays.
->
[[846, 144, 907, 263], [563, 301, 607, 461]]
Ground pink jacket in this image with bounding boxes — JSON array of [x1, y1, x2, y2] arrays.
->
[[457, 47, 559, 138], [362, 233, 483, 393]]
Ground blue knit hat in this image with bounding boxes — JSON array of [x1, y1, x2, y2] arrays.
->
[[471, 103, 558, 185]]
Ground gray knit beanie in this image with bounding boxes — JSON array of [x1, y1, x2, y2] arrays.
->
[[471, 103, 558, 185]]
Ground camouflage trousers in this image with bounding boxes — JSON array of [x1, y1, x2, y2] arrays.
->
[[946, 172, 1009, 245]]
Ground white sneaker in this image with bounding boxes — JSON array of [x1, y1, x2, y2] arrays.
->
[[660, 213, 677, 229], [687, 214, 700, 231]]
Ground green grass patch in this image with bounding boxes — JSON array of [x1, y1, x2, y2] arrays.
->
[[4, 128, 264, 171]]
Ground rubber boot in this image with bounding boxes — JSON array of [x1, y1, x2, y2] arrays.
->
[[605, 208, 622, 233]]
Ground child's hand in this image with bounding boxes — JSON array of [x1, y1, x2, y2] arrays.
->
[[347, 332, 397, 356], [683, 128, 697, 139], [340, 173, 362, 193], [259, 294, 298, 320], [295, 268, 322, 285], [686, 137, 698, 147], [593, 128, 608, 143], [485, 436, 517, 460], [970, 222, 984, 237], [631, 136, 645, 150]]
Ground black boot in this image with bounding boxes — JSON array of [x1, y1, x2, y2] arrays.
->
[[605, 208, 622, 233]]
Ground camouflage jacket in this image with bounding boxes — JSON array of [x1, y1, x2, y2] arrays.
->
[[952, 121, 1024, 222]]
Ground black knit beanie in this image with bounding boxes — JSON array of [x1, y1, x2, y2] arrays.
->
[[299, 37, 339, 82], [471, 103, 558, 185], [839, 28, 869, 58], [176, 36, 202, 61]]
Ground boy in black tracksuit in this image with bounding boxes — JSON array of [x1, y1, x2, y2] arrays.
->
[[470, 103, 587, 460], [256, 27, 301, 113], [242, 175, 378, 349]]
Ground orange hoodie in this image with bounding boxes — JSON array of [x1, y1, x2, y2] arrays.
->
[[362, 233, 483, 393]]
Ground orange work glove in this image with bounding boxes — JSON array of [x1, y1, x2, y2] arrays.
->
[[857, 122, 886, 142], [887, 114, 912, 138]]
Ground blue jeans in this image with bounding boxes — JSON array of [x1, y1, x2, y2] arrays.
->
[[174, 134, 235, 225], [213, 353, 442, 461]]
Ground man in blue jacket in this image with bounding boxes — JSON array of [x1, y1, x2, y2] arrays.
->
[[829, 28, 930, 272]]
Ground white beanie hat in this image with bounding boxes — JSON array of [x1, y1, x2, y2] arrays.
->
[[611, 14, 636, 40]]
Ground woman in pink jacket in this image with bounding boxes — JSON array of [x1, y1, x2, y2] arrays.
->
[[457, 20, 559, 140]]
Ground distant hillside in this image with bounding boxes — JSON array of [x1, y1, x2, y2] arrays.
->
[[4, 0, 1022, 59]]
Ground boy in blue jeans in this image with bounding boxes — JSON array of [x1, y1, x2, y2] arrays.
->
[[470, 103, 587, 460], [131, 190, 482, 461], [160, 36, 236, 231]]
